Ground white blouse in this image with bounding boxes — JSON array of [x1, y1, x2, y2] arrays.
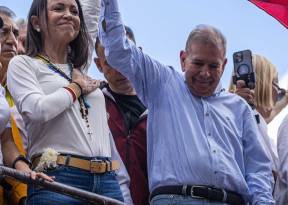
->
[[7, 55, 111, 159]]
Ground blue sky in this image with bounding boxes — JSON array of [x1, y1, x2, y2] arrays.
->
[[3, 0, 288, 89]]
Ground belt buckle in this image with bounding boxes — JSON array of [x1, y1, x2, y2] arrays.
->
[[90, 159, 106, 173], [190, 185, 205, 199]]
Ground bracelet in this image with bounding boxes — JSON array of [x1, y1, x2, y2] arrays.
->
[[72, 82, 83, 95], [64, 86, 77, 102], [12, 155, 31, 169]]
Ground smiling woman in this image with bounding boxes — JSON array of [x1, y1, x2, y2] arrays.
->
[[26, 0, 87, 68], [6, 0, 132, 204]]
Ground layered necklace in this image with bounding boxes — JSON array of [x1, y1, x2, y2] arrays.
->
[[36, 54, 93, 138]]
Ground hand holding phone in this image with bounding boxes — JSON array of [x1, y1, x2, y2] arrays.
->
[[232, 49, 255, 89]]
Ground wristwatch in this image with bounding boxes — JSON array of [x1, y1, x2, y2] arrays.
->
[[12, 155, 31, 169]]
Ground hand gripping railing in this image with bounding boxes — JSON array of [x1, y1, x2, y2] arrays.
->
[[0, 166, 124, 205]]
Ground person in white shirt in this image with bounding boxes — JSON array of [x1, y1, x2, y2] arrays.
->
[[7, 0, 131, 204], [0, 85, 9, 142], [275, 114, 288, 204], [0, 16, 10, 136]]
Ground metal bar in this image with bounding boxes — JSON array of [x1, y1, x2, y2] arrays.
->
[[0, 166, 124, 205]]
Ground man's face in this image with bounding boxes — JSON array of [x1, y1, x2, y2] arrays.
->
[[95, 45, 132, 90], [180, 42, 227, 97], [17, 26, 26, 55], [0, 14, 18, 66]]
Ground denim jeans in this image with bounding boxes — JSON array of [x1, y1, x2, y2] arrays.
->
[[150, 194, 233, 205], [27, 162, 124, 205]]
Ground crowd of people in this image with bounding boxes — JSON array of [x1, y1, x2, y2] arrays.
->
[[0, 0, 288, 204]]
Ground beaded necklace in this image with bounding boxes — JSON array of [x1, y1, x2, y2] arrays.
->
[[36, 54, 93, 138]]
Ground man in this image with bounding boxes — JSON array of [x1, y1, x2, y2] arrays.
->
[[98, 0, 275, 204], [0, 15, 10, 148], [15, 18, 27, 55], [95, 26, 149, 205], [0, 6, 28, 205]]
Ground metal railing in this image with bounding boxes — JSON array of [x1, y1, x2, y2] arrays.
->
[[0, 166, 124, 205]]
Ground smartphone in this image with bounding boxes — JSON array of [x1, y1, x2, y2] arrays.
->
[[232, 49, 255, 89]]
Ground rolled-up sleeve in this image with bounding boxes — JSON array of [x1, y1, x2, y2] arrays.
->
[[98, 0, 171, 106]]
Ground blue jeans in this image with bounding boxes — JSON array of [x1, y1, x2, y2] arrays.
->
[[150, 194, 233, 205], [27, 164, 124, 205]]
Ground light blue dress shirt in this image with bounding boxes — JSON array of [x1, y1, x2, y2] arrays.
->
[[98, 0, 275, 204]]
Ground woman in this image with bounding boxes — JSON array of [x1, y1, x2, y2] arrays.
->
[[7, 0, 131, 204], [229, 54, 281, 183]]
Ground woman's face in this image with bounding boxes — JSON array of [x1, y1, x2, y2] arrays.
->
[[42, 0, 80, 45]]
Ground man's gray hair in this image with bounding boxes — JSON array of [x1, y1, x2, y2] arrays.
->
[[185, 24, 227, 56], [0, 6, 16, 18], [16, 18, 27, 30]]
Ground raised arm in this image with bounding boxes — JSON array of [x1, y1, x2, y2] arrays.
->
[[80, 0, 101, 72], [242, 108, 275, 204], [98, 0, 172, 105]]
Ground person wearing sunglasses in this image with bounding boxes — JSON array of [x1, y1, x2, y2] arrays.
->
[[229, 54, 281, 192]]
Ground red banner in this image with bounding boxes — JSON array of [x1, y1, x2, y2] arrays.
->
[[249, 0, 288, 28]]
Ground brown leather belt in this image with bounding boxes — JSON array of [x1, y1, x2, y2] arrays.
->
[[32, 155, 120, 174]]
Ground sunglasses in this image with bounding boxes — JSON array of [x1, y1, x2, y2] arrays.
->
[[273, 82, 286, 102]]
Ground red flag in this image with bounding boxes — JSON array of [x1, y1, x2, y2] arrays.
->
[[249, 0, 288, 28]]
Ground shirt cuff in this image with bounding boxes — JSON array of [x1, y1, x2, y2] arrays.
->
[[60, 87, 74, 106], [102, 0, 119, 16]]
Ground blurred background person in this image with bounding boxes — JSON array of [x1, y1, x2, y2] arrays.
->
[[275, 112, 288, 204], [0, 81, 10, 205], [229, 53, 283, 188], [15, 18, 27, 55], [0, 6, 30, 205], [95, 25, 149, 205]]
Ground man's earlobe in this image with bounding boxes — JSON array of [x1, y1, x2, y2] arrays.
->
[[180, 50, 187, 72]]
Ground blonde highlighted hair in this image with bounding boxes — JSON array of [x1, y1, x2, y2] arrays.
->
[[229, 54, 277, 109]]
